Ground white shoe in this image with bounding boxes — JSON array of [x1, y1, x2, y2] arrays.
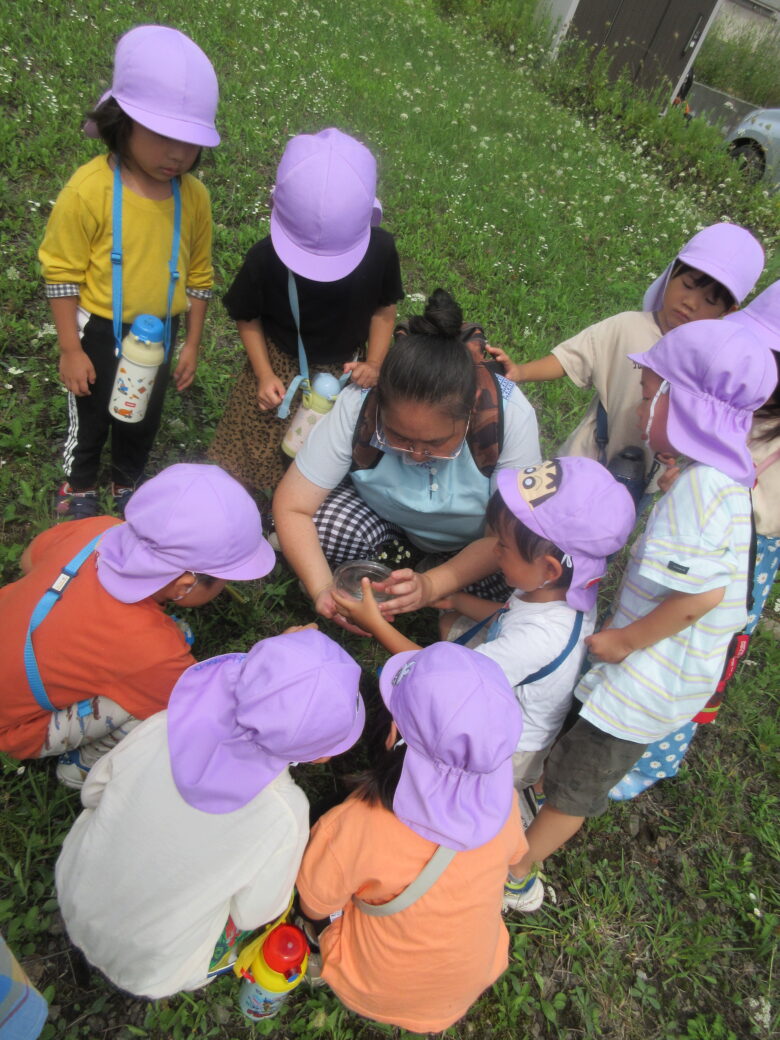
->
[[502, 874, 545, 914], [56, 750, 90, 790]]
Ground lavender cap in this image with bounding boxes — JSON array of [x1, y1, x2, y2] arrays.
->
[[270, 128, 378, 282], [628, 320, 777, 486], [97, 464, 275, 603], [85, 25, 219, 147], [379, 643, 522, 851], [496, 458, 636, 612], [644, 223, 764, 312], [726, 279, 780, 354], [167, 630, 365, 813]]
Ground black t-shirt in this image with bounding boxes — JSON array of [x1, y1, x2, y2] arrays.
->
[[222, 228, 404, 364]]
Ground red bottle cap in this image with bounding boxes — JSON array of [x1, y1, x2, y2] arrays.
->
[[263, 924, 309, 979]]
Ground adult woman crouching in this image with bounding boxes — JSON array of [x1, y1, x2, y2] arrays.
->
[[272, 290, 541, 628]]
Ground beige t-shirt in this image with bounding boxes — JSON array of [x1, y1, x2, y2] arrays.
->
[[750, 419, 780, 538], [553, 311, 662, 477]]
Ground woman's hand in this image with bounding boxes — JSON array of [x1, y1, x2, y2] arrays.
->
[[374, 568, 433, 616]]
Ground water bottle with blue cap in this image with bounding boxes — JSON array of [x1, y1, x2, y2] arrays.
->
[[109, 315, 165, 424], [281, 370, 350, 458]]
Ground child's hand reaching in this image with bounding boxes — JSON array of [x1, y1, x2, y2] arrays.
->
[[585, 627, 634, 664], [332, 578, 386, 633], [257, 373, 286, 411], [343, 359, 379, 388], [281, 621, 319, 635], [484, 345, 521, 382]]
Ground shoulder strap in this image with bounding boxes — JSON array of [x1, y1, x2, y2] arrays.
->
[[595, 400, 609, 465], [353, 845, 456, 917], [350, 388, 382, 472], [517, 610, 584, 686], [23, 534, 103, 712], [277, 269, 310, 419], [454, 606, 507, 646]]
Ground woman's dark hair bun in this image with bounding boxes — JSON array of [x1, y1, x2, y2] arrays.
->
[[407, 288, 463, 338]]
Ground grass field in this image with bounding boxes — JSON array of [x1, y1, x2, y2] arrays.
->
[[0, 1, 778, 1038]]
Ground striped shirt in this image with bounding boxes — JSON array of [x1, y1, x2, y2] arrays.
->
[[577, 464, 751, 743]]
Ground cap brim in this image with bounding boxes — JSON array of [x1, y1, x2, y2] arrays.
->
[[115, 96, 220, 147], [209, 536, 277, 583], [270, 209, 370, 282]]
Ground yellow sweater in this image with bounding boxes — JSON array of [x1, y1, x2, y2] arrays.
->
[[39, 155, 213, 322]]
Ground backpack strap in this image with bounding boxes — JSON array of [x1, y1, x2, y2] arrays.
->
[[453, 607, 507, 646], [353, 845, 457, 917], [595, 400, 609, 466], [23, 534, 103, 713], [350, 320, 504, 475], [517, 610, 584, 686]]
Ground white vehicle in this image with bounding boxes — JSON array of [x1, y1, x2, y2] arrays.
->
[[726, 108, 780, 189]]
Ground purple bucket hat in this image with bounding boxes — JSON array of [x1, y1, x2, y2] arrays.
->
[[85, 25, 220, 147], [270, 128, 379, 282], [379, 643, 522, 851], [167, 630, 364, 813], [628, 320, 777, 486], [496, 458, 636, 612], [97, 464, 275, 603], [643, 223, 764, 312], [726, 279, 780, 354]]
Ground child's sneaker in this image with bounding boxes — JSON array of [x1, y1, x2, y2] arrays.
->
[[111, 483, 135, 518], [503, 869, 545, 914], [56, 749, 90, 790], [55, 483, 99, 521]]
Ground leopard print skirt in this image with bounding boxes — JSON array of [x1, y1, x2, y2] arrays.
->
[[207, 338, 346, 500]]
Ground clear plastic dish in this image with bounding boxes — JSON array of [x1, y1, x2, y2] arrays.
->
[[333, 560, 393, 602]]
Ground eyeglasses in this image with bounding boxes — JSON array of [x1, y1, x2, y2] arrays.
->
[[374, 415, 470, 461]]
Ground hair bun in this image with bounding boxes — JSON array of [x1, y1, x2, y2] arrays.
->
[[407, 288, 463, 338]]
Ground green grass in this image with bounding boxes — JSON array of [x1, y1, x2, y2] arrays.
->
[[1, 0, 779, 1038], [695, 15, 780, 109]]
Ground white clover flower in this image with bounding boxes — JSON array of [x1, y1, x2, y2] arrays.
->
[[5, 266, 19, 280]]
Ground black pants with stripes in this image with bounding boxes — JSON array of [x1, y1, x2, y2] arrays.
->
[[63, 313, 176, 489]]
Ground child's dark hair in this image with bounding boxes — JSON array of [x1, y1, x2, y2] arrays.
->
[[753, 351, 780, 443], [670, 261, 735, 310], [377, 288, 475, 422], [86, 97, 201, 170], [486, 491, 573, 591], [347, 674, 406, 813]]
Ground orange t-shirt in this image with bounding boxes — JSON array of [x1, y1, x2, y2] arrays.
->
[[296, 793, 527, 1033], [0, 517, 195, 758]]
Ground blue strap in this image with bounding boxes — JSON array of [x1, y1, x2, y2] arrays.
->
[[277, 269, 310, 419], [23, 534, 103, 712], [454, 607, 507, 646], [112, 161, 182, 362], [518, 610, 584, 686]]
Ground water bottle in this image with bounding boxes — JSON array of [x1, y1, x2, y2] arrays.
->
[[281, 371, 348, 458], [108, 315, 165, 424], [235, 923, 309, 1021]]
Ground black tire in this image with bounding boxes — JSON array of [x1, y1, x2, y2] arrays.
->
[[729, 140, 766, 184]]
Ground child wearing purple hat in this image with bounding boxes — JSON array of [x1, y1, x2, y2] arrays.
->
[[610, 280, 780, 799], [502, 319, 777, 912], [39, 26, 220, 519], [0, 464, 274, 788], [332, 457, 635, 831], [487, 223, 763, 494], [209, 127, 404, 501], [296, 642, 526, 1033], [56, 629, 365, 999]]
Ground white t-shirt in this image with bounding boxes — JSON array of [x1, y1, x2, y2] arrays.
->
[[476, 596, 595, 752], [55, 712, 309, 999], [553, 311, 662, 476], [577, 464, 751, 743]]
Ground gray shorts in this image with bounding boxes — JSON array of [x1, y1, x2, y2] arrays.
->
[[544, 717, 646, 817]]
